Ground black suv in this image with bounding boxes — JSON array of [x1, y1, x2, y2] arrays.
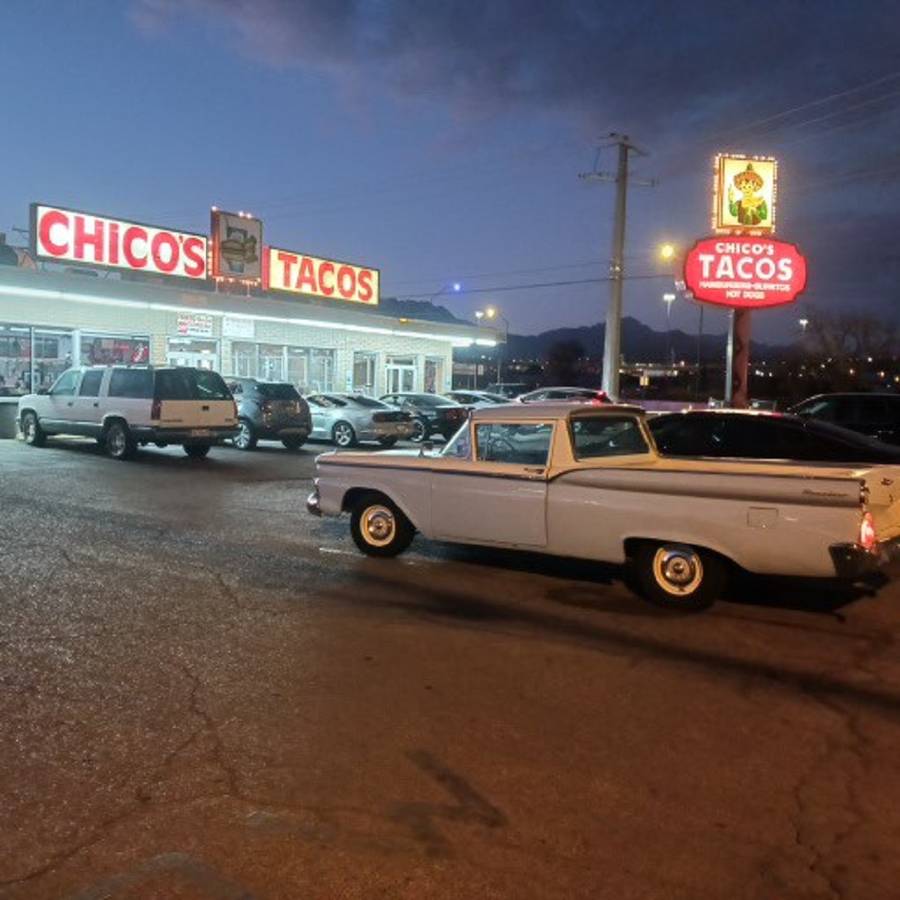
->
[[379, 392, 469, 442], [226, 378, 312, 451], [789, 393, 900, 446]]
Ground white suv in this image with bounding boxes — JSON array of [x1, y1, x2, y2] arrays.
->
[[18, 366, 239, 460]]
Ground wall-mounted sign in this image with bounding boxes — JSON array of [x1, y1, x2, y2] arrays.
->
[[714, 155, 777, 234], [210, 209, 262, 282], [31, 204, 207, 279], [176, 313, 215, 338], [683, 237, 807, 309], [266, 247, 379, 305], [222, 316, 256, 339]]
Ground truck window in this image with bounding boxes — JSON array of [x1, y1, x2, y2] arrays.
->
[[108, 369, 153, 399], [572, 416, 648, 458], [78, 370, 104, 397], [475, 422, 552, 466]]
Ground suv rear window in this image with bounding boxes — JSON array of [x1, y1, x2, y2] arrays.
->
[[108, 369, 154, 399], [256, 383, 300, 400], [155, 369, 231, 401]]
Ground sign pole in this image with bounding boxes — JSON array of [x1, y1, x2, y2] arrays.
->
[[724, 309, 734, 405], [730, 309, 752, 408]]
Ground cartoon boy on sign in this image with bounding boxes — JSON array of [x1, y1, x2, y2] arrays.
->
[[716, 155, 776, 233]]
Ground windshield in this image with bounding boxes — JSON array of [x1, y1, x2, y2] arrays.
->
[[156, 369, 231, 401], [344, 394, 388, 408], [410, 394, 447, 407], [257, 383, 300, 400]]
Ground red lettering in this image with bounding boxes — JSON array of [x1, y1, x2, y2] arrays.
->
[[109, 222, 119, 265], [182, 237, 206, 278], [357, 269, 374, 303], [123, 226, 148, 268], [38, 209, 69, 257], [318, 262, 335, 295], [277, 251, 297, 288], [296, 257, 318, 293], [73, 215, 105, 263], [337, 265, 356, 299], [151, 232, 179, 273]]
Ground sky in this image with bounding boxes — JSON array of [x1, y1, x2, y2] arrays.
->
[[3, 0, 900, 342]]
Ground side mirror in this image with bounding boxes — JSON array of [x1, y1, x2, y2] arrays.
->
[[420, 440, 435, 456], [37, 387, 49, 395]]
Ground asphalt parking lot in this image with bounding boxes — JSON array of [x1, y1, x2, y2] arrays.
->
[[1, 435, 900, 899]]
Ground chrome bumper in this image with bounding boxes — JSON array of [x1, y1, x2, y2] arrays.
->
[[830, 538, 900, 579], [306, 488, 322, 517]]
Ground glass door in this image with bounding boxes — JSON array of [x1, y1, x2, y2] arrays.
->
[[386, 356, 416, 393]]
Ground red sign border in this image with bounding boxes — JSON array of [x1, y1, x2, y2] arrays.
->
[[682, 235, 808, 310]]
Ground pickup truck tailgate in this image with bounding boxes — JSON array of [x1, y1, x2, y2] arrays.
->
[[864, 467, 900, 541]]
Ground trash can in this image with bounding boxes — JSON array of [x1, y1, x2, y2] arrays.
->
[[0, 398, 19, 439]]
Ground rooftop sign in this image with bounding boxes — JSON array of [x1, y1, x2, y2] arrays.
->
[[265, 247, 379, 305], [31, 204, 208, 280]]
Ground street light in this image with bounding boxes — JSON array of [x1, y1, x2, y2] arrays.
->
[[659, 243, 677, 262], [663, 293, 676, 366], [476, 306, 510, 385], [428, 282, 462, 302], [798, 317, 809, 333]]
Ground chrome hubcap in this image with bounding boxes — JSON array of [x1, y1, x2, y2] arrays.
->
[[411, 421, 426, 442], [652, 546, 703, 596], [109, 429, 125, 455], [25, 417, 35, 440], [335, 425, 352, 446], [236, 423, 251, 448], [361, 504, 395, 546]]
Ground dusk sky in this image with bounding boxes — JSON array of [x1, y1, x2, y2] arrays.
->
[[4, 1, 900, 342]]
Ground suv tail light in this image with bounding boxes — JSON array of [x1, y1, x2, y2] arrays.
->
[[151, 397, 161, 421], [859, 512, 877, 552], [231, 399, 238, 419]]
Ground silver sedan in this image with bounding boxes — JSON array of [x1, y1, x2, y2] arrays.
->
[[307, 393, 415, 448]]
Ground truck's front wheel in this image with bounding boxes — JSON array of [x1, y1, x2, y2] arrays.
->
[[633, 542, 726, 611], [350, 493, 415, 557]]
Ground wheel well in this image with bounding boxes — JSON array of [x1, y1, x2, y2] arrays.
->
[[101, 416, 128, 435], [623, 537, 735, 570], [342, 487, 385, 513]]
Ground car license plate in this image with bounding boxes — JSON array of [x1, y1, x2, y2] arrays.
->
[[190, 428, 211, 437]]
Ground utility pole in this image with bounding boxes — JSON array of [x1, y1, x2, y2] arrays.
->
[[580, 134, 652, 399]]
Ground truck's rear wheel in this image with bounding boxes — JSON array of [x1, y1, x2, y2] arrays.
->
[[633, 542, 726, 611], [350, 493, 414, 557]]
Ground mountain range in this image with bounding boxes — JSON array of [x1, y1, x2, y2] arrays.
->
[[380, 297, 782, 362]]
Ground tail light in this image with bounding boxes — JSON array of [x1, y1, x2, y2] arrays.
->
[[150, 398, 161, 421], [231, 399, 238, 419], [859, 512, 877, 552]]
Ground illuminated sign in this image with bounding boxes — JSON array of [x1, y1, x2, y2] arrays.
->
[[266, 247, 379, 305], [210, 209, 262, 282], [683, 237, 807, 309], [31, 204, 207, 279], [713, 154, 777, 234]]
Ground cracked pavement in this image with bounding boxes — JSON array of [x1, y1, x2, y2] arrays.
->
[[1, 437, 899, 899]]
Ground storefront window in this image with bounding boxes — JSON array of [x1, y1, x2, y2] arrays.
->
[[0, 325, 31, 394], [259, 344, 286, 381], [232, 342, 258, 378], [166, 338, 219, 371], [353, 352, 377, 394], [287, 348, 308, 389], [82, 333, 150, 366], [424, 357, 444, 393], [309, 349, 334, 393], [386, 356, 416, 394], [34, 330, 73, 391]]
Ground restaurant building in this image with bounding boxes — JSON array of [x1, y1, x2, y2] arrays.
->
[[0, 204, 496, 396]]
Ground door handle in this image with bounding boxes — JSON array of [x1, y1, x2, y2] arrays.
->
[[66, 401, 74, 407], [202, 405, 210, 411], [524, 466, 545, 474], [93, 402, 99, 408]]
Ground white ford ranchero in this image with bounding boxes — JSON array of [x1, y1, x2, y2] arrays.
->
[[307, 403, 900, 610]]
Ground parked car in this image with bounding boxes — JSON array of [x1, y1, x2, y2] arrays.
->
[[379, 392, 469, 442], [444, 390, 508, 408], [648, 410, 900, 464], [307, 393, 415, 448], [485, 382, 532, 398], [307, 403, 900, 611], [226, 377, 311, 451], [517, 386, 610, 403], [789, 393, 900, 446], [18, 365, 238, 460]]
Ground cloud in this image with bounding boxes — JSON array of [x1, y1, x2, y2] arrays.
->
[[135, 0, 900, 133]]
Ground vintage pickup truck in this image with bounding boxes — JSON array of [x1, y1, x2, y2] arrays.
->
[[307, 403, 900, 610]]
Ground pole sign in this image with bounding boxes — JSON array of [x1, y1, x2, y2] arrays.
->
[[210, 209, 262, 283], [31, 204, 208, 279], [683, 237, 807, 310], [265, 247, 379, 305]]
